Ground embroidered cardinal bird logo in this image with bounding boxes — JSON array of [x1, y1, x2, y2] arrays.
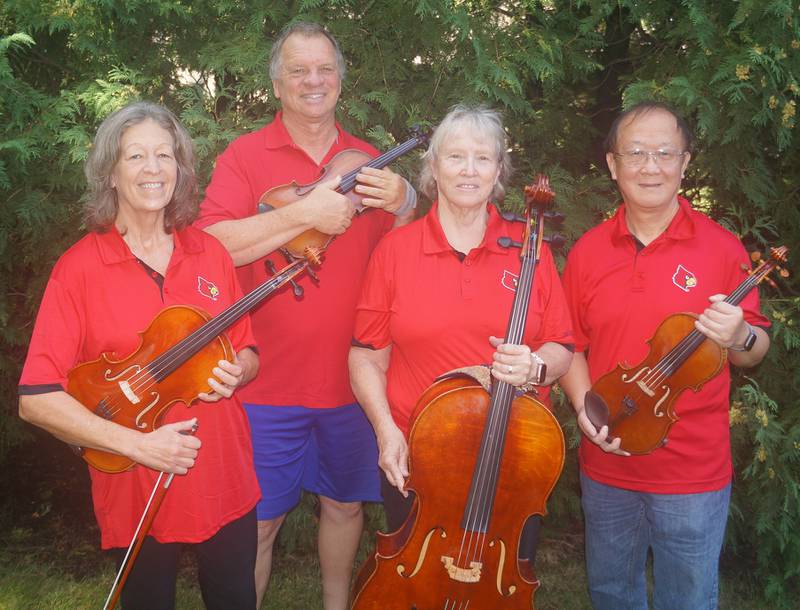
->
[[672, 264, 697, 292], [197, 276, 220, 301], [501, 270, 519, 292]]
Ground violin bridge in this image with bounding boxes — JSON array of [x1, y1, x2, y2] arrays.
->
[[635, 379, 655, 397], [118, 380, 140, 404], [441, 555, 482, 583]]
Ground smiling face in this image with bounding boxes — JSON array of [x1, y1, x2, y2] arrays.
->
[[111, 118, 177, 222], [272, 33, 342, 124], [432, 127, 501, 212], [606, 108, 691, 213]]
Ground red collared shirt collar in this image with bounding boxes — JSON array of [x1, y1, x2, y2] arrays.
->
[[609, 195, 696, 246], [262, 111, 344, 151], [422, 200, 508, 256], [94, 225, 203, 266]]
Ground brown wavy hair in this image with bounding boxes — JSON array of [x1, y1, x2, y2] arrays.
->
[[83, 101, 198, 232]]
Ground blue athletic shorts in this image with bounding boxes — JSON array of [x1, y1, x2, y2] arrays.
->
[[243, 402, 381, 520]]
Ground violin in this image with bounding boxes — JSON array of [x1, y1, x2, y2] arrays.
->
[[67, 257, 313, 473], [584, 246, 789, 454], [257, 128, 428, 260], [351, 176, 565, 610]]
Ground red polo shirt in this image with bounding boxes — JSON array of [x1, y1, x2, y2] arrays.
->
[[196, 112, 395, 408], [562, 197, 770, 494], [354, 201, 574, 435], [19, 227, 260, 549]]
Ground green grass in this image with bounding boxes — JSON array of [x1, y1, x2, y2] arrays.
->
[[0, 438, 777, 609], [0, 498, 772, 609]]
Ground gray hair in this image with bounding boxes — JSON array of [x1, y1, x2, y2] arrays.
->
[[83, 101, 198, 233], [269, 21, 347, 82], [419, 104, 512, 202]]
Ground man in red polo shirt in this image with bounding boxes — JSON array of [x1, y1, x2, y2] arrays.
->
[[560, 101, 770, 610], [195, 21, 415, 610]]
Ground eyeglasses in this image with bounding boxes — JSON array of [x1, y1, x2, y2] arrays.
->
[[613, 149, 686, 167]]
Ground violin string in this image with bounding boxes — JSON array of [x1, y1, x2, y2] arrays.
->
[[641, 269, 765, 389], [337, 137, 421, 193], [95, 261, 307, 422], [131, 260, 306, 390], [642, 267, 766, 387]]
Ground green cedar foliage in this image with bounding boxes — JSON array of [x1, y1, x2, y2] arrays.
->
[[1, 0, 797, 604]]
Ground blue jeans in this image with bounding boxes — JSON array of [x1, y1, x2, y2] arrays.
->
[[580, 472, 731, 610]]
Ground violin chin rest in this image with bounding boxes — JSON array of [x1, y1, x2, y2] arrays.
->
[[584, 390, 610, 430]]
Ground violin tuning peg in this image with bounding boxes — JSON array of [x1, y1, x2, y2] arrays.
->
[[740, 263, 752, 275], [290, 279, 304, 298], [544, 211, 565, 225], [750, 251, 762, 262], [779, 268, 790, 278], [544, 234, 566, 250], [764, 277, 778, 289], [307, 267, 320, 283], [265, 260, 277, 275], [497, 236, 523, 249]]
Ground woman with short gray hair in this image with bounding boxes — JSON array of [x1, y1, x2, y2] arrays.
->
[[349, 103, 574, 564]]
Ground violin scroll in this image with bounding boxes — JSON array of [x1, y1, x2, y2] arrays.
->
[[523, 174, 555, 209]]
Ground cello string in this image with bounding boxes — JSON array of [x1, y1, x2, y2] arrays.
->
[[467, 215, 538, 567], [459, 228, 536, 569]]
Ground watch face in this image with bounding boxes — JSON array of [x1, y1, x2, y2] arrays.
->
[[743, 327, 757, 351]]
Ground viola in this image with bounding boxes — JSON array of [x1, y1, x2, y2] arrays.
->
[[351, 176, 565, 610], [584, 246, 789, 454], [67, 257, 313, 473], [257, 128, 428, 260]]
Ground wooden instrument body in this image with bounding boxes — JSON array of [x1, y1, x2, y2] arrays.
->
[[67, 305, 233, 473], [352, 375, 565, 610], [258, 148, 373, 259], [587, 312, 725, 454]]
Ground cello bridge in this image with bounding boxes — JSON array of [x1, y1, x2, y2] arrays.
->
[[441, 556, 482, 582]]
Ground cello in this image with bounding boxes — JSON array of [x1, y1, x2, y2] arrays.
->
[[584, 246, 789, 454], [351, 176, 565, 610]]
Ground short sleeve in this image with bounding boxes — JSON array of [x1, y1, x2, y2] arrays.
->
[[19, 270, 86, 392], [195, 143, 258, 229], [561, 242, 591, 353], [532, 245, 574, 348], [353, 238, 395, 350]]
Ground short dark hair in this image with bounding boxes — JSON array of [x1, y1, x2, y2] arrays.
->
[[604, 101, 693, 154]]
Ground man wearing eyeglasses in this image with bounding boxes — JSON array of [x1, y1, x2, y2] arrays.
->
[[559, 101, 770, 610]]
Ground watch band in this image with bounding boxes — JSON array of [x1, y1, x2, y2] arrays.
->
[[529, 351, 547, 385], [729, 323, 757, 352]]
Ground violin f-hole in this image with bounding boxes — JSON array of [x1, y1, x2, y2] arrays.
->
[[584, 390, 610, 430]]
